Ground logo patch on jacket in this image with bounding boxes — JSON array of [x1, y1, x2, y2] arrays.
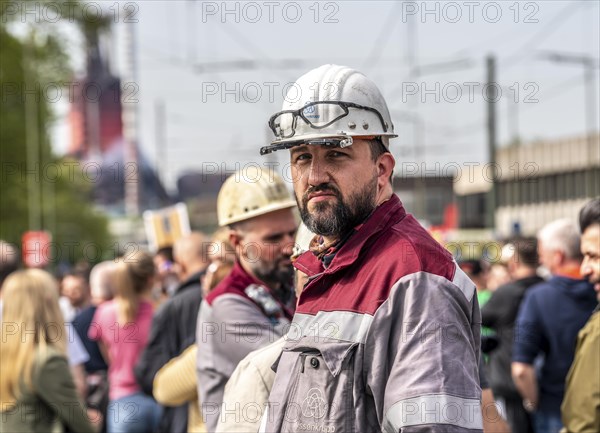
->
[[302, 388, 328, 419]]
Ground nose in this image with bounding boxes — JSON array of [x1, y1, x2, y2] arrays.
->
[[307, 158, 330, 186], [282, 232, 297, 257]]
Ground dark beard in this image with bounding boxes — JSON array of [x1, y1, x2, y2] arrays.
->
[[251, 258, 294, 290], [252, 261, 295, 306], [298, 176, 378, 238]]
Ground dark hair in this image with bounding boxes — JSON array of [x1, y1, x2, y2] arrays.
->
[[367, 138, 393, 183], [156, 246, 174, 263], [458, 259, 484, 276], [579, 198, 600, 233], [62, 269, 89, 283], [72, 261, 92, 282], [367, 138, 388, 162], [512, 237, 538, 268]]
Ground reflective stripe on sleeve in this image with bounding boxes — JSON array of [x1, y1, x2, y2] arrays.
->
[[385, 394, 483, 431], [451, 263, 477, 303], [287, 310, 374, 344]]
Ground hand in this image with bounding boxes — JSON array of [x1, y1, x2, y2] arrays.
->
[[87, 408, 103, 432], [523, 399, 537, 413]]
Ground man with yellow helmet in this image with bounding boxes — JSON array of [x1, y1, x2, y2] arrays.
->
[[196, 166, 297, 432]]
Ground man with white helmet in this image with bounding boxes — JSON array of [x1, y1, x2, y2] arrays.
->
[[259, 65, 483, 433], [196, 167, 298, 432]]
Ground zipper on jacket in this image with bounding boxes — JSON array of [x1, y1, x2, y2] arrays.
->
[[306, 272, 324, 283]]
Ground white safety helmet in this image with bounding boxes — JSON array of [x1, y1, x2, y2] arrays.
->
[[261, 64, 397, 155], [217, 166, 296, 227]]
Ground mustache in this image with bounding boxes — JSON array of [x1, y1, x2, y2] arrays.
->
[[302, 183, 342, 202]]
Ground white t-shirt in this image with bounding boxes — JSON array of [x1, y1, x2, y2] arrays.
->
[[66, 324, 90, 366], [59, 296, 77, 323]]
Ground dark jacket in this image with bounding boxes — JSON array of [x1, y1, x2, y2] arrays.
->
[[135, 270, 204, 433], [72, 305, 109, 373], [481, 275, 543, 397], [513, 276, 597, 414]]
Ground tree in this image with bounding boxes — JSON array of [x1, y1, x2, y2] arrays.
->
[[0, 1, 113, 266]]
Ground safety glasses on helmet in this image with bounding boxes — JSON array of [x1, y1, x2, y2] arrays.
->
[[268, 100, 390, 140]]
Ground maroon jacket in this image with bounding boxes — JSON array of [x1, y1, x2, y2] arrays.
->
[[262, 195, 483, 432]]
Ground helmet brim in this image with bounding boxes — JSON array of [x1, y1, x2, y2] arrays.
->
[[219, 199, 297, 227], [260, 134, 348, 155], [260, 132, 397, 155]]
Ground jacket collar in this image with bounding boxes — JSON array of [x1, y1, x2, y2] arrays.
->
[[176, 269, 206, 293], [294, 194, 406, 278], [225, 261, 264, 290], [206, 261, 260, 302]]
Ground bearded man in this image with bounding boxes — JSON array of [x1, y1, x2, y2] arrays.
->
[[196, 167, 297, 432], [258, 64, 483, 433]]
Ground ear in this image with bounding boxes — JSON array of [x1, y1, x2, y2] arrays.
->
[[554, 250, 566, 267], [377, 152, 395, 184], [229, 229, 242, 249], [507, 258, 518, 275]]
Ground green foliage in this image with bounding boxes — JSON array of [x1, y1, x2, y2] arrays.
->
[[0, 4, 113, 266]]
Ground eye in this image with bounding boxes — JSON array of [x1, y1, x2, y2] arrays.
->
[[327, 150, 348, 159], [264, 234, 283, 244], [293, 153, 311, 164]]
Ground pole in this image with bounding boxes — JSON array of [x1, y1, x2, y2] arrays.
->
[[23, 34, 42, 231], [505, 87, 519, 146], [155, 99, 166, 189], [486, 55, 497, 230], [123, 15, 139, 215]]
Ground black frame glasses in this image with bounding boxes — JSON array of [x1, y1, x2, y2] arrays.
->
[[268, 100, 389, 139]]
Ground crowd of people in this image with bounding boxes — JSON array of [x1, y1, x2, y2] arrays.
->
[[461, 211, 600, 433], [1, 64, 598, 433]]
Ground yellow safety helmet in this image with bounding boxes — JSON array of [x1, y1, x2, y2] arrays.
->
[[217, 166, 296, 227]]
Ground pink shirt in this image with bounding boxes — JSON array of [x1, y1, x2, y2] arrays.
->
[[89, 299, 154, 400]]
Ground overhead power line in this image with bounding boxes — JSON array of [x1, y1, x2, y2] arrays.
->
[[361, 2, 403, 72], [502, 2, 585, 71]]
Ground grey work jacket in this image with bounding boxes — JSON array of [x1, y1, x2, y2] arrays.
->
[[261, 195, 483, 433]]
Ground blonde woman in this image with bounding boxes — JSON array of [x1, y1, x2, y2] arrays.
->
[[89, 251, 162, 433], [0, 269, 97, 433]]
